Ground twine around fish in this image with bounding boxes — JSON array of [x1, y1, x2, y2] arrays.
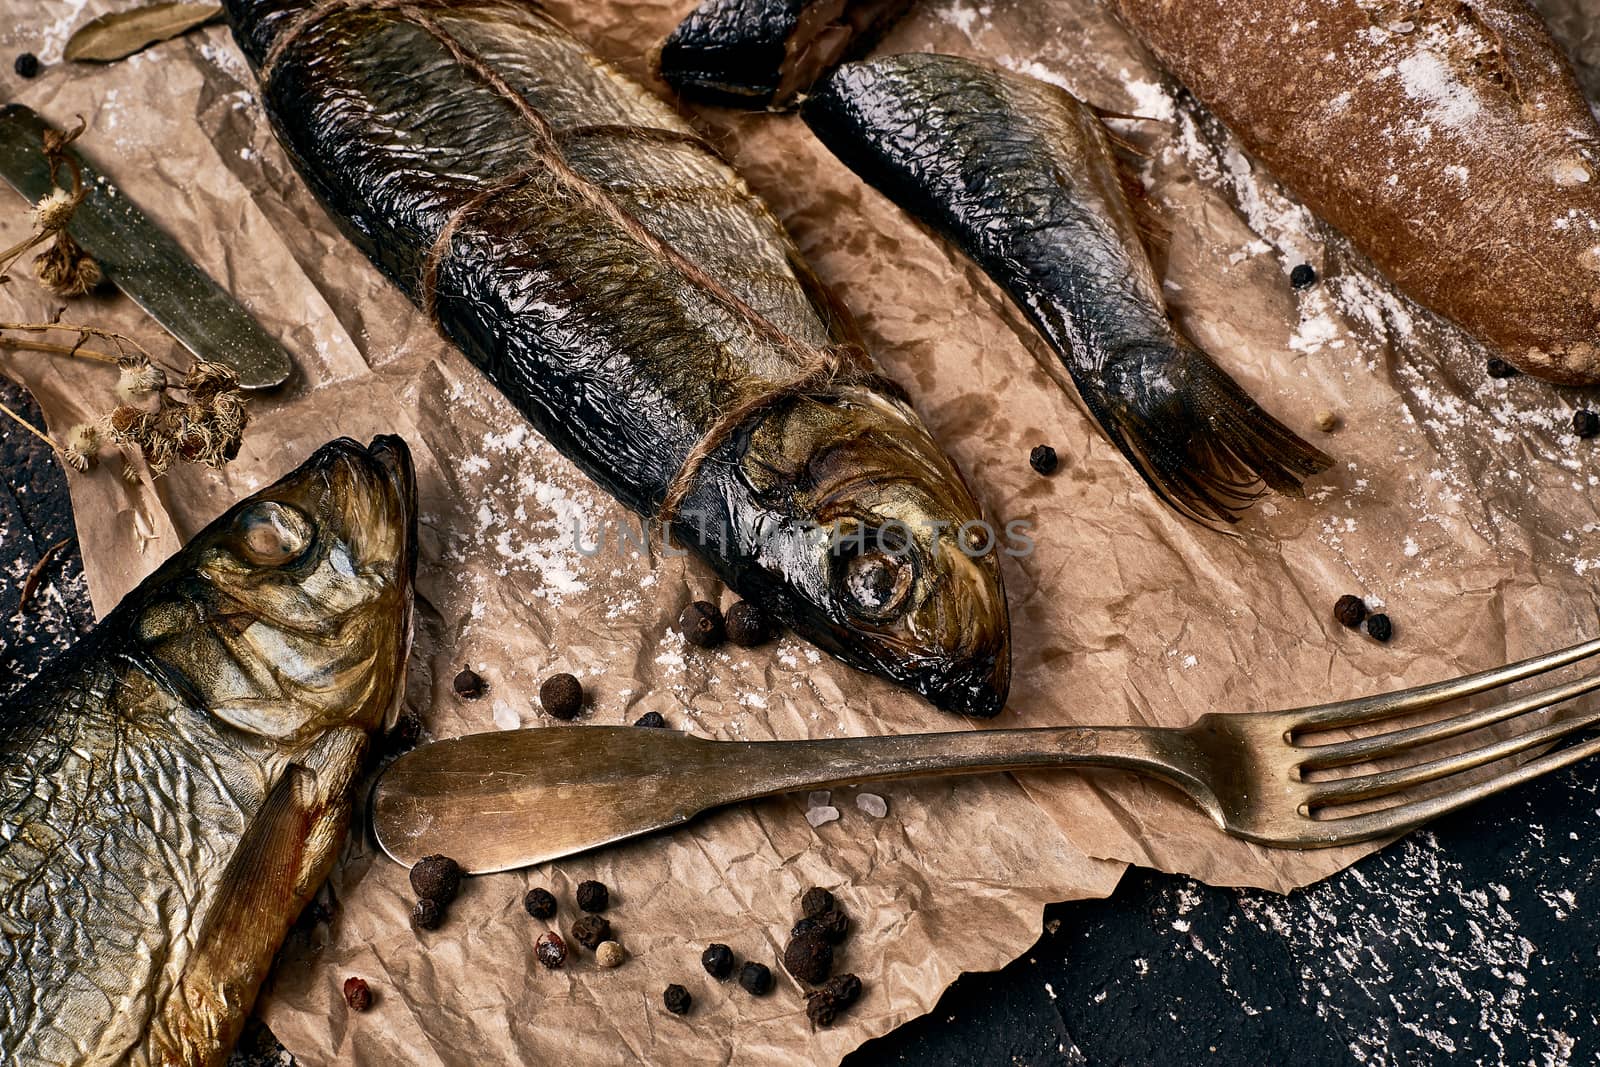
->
[[258, 0, 880, 524]]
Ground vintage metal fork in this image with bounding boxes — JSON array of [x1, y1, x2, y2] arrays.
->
[[374, 635, 1600, 872]]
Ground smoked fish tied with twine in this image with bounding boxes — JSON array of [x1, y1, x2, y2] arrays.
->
[[223, 0, 1012, 715]]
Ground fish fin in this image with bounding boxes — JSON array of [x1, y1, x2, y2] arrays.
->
[[1106, 142, 1171, 276], [1074, 338, 1332, 526], [1088, 103, 1170, 127]]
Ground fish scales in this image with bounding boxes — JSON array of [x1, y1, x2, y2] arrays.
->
[[226, 1, 1010, 713], [804, 55, 1331, 525], [0, 438, 415, 1065]]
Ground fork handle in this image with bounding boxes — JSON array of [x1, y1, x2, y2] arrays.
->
[[714, 724, 1213, 808]]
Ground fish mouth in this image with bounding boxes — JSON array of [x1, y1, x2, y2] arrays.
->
[[904, 640, 1011, 718]]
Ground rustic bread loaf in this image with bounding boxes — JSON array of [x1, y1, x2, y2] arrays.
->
[[1114, 0, 1600, 383]]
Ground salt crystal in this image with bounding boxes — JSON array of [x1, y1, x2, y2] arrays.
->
[[856, 793, 889, 818], [807, 790, 832, 809], [492, 700, 520, 731], [805, 806, 840, 828]]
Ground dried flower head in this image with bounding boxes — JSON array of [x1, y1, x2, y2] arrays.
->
[[32, 231, 101, 298], [31, 189, 76, 234], [115, 360, 166, 403]]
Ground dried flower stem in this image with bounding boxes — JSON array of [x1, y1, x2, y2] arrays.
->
[[0, 320, 164, 369], [0, 336, 119, 365], [0, 395, 68, 461]]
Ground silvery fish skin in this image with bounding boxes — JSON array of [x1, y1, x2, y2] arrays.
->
[[0, 436, 416, 1066], [224, 1, 1010, 715], [658, 0, 913, 109], [804, 54, 1332, 524]]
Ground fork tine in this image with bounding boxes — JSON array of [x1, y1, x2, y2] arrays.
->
[[1288, 635, 1600, 732], [1306, 734, 1600, 843], [1306, 702, 1600, 807], [1297, 669, 1600, 770]]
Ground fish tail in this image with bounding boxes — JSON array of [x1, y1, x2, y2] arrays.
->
[[1074, 338, 1331, 525]]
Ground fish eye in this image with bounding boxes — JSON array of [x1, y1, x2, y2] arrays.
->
[[236, 501, 314, 566], [839, 549, 915, 621]]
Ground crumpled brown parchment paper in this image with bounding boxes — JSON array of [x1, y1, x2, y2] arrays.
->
[[3, 0, 1599, 1063]]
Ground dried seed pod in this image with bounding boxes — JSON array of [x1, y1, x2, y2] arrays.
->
[[738, 961, 773, 995], [342, 976, 372, 1012], [535, 931, 567, 969], [410, 855, 463, 905], [701, 943, 735, 979], [33, 231, 101, 297], [571, 914, 611, 950], [411, 898, 443, 931], [575, 879, 609, 913], [540, 673, 583, 720], [523, 887, 557, 919], [662, 984, 692, 1015], [678, 600, 724, 647], [800, 887, 835, 919], [724, 600, 769, 647], [782, 931, 833, 985], [1333, 595, 1367, 629]]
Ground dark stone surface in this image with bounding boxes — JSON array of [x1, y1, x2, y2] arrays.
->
[[3, 396, 1596, 1066]]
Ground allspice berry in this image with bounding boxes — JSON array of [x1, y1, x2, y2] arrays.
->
[[1574, 410, 1600, 439], [595, 941, 626, 968], [805, 974, 862, 1028], [800, 887, 835, 919], [576, 879, 610, 913], [452, 668, 486, 699], [1485, 357, 1518, 380], [793, 909, 849, 945], [1314, 410, 1339, 433], [343, 976, 372, 1012], [663, 983, 692, 1015], [411, 898, 443, 931], [409, 855, 462, 905], [1029, 444, 1058, 475], [571, 914, 611, 950], [783, 931, 833, 985], [701, 943, 735, 979], [1333, 595, 1367, 629], [678, 600, 724, 647], [523, 887, 557, 920], [539, 673, 583, 720], [633, 711, 667, 728], [738, 961, 773, 995], [535, 931, 567, 969], [724, 600, 769, 647], [1366, 613, 1394, 643]]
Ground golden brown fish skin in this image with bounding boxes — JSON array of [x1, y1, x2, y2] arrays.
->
[[224, 0, 1010, 714], [1114, 0, 1600, 384], [0, 437, 416, 1066]]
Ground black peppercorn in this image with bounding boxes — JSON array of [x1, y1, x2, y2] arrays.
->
[[738, 961, 773, 995], [1366, 613, 1394, 642], [535, 931, 567, 969], [701, 943, 735, 979], [411, 898, 443, 931], [576, 879, 609, 913], [724, 601, 769, 647], [343, 976, 372, 1012], [1029, 444, 1058, 475], [1574, 410, 1600, 439], [523, 887, 557, 919], [1289, 263, 1317, 289], [633, 711, 667, 728], [539, 673, 583, 720], [1485, 357, 1518, 379], [410, 854, 462, 905], [452, 668, 486, 699], [14, 53, 39, 79], [571, 914, 611, 950], [663, 983, 692, 1015], [800, 886, 836, 919], [1333, 594, 1367, 629], [783, 931, 833, 985], [806, 974, 862, 1027], [678, 600, 725, 647]]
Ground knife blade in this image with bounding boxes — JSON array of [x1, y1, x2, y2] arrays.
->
[[0, 104, 292, 389]]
